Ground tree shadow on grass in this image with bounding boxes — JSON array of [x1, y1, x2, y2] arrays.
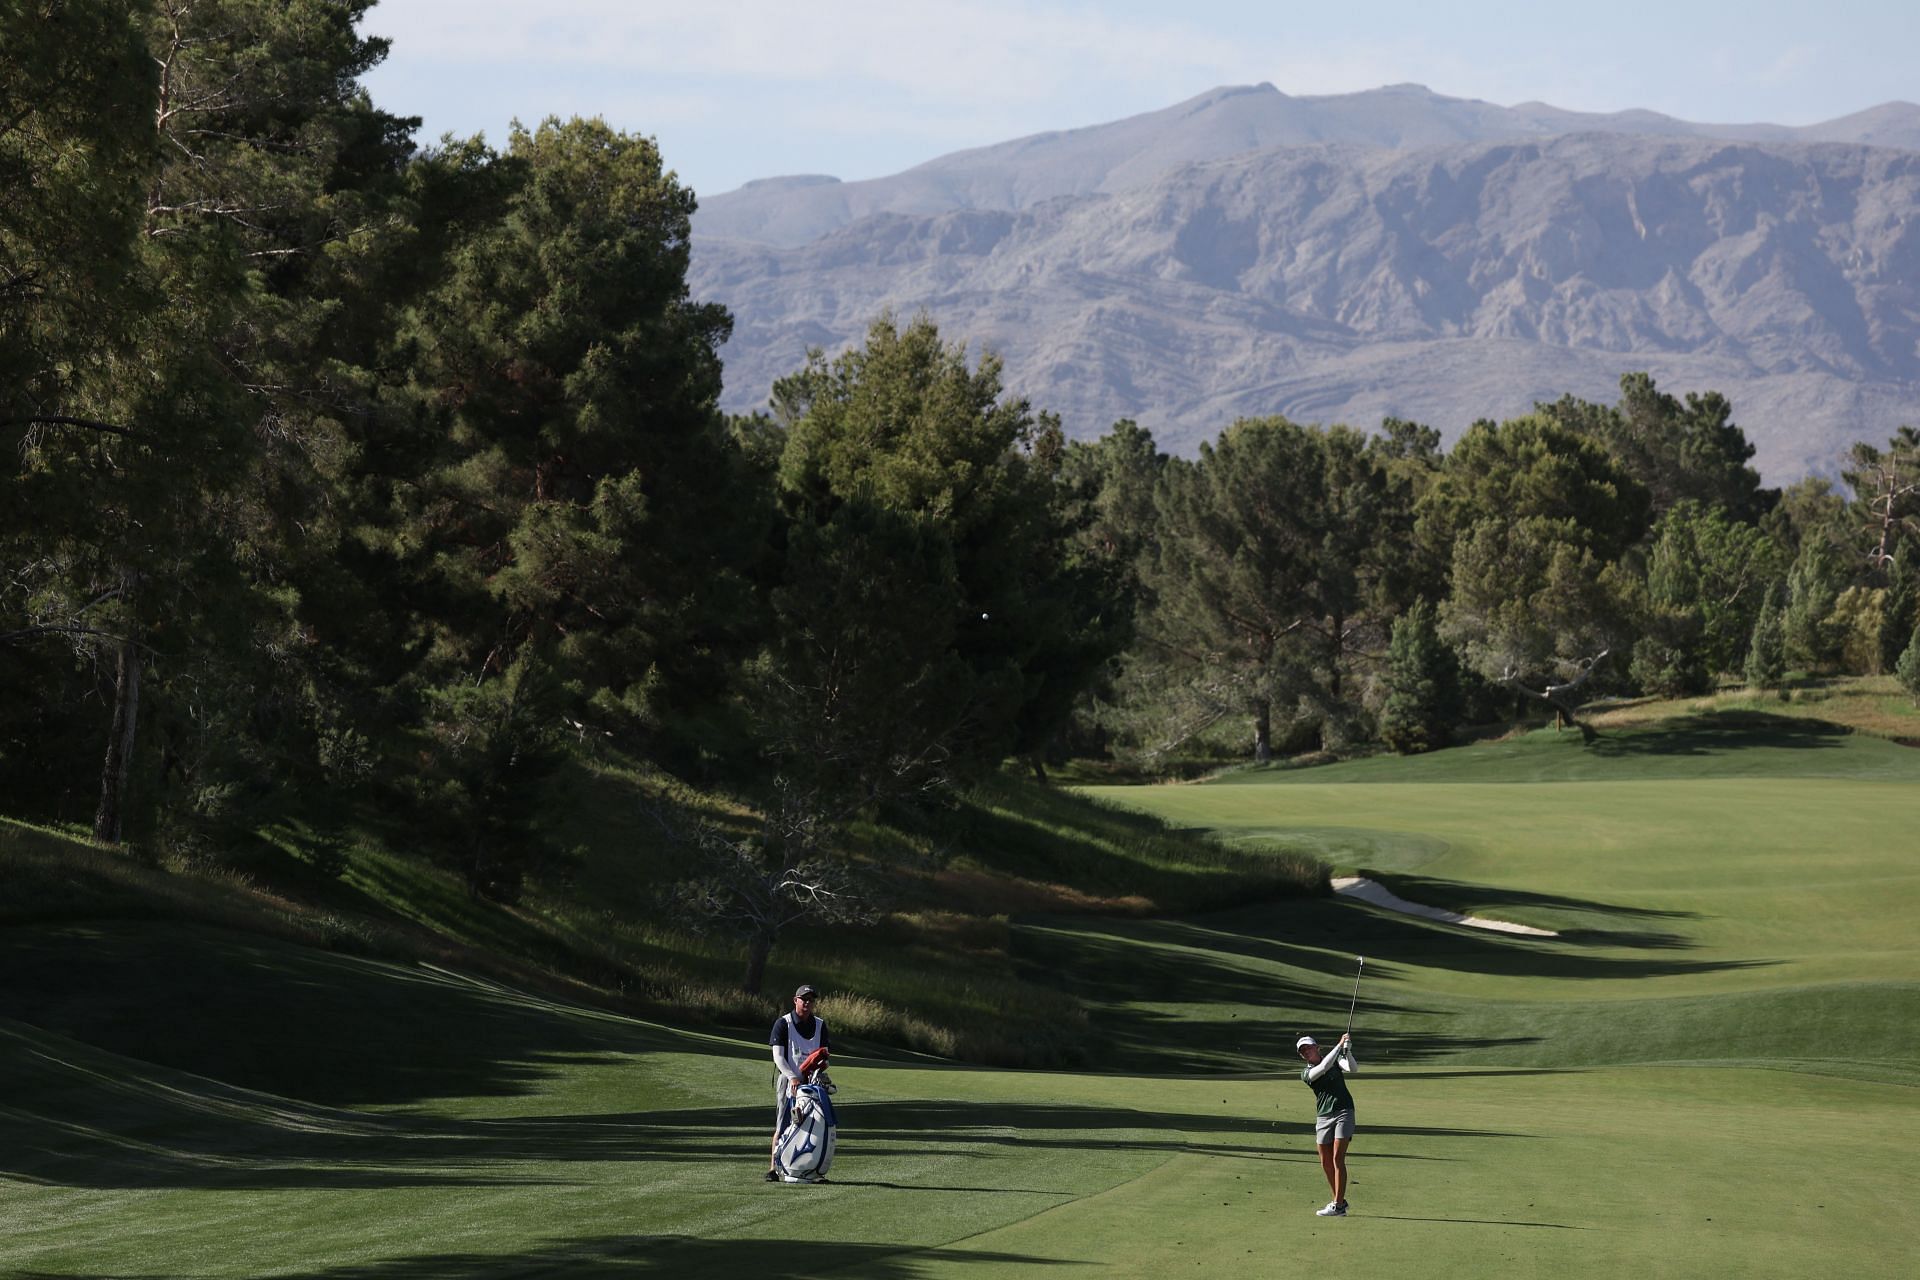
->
[[1019, 898, 1770, 1005], [1584, 710, 1848, 758], [1355, 872, 1703, 949], [0, 922, 748, 1110], [1354, 873, 1699, 924], [1, 1014, 1524, 1193], [1376, 1068, 1573, 1080], [12, 1236, 1088, 1280], [1086, 1005, 1545, 1072], [1363, 1215, 1587, 1229], [1225, 896, 1773, 982], [1002, 895, 1777, 1073]]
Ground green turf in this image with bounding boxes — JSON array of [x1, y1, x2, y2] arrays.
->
[[4, 709, 1917, 1276]]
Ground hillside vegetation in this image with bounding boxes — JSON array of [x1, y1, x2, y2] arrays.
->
[[1, 754, 1323, 1070]]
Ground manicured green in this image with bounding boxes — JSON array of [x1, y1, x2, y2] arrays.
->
[[5, 711, 1917, 1276]]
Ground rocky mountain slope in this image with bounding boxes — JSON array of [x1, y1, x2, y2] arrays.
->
[[690, 86, 1920, 479]]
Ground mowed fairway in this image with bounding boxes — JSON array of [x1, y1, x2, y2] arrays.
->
[[4, 714, 1918, 1277]]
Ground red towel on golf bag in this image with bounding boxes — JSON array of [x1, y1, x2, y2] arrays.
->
[[797, 1047, 830, 1079]]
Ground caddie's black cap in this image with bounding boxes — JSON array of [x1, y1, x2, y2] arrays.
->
[[795, 983, 819, 998]]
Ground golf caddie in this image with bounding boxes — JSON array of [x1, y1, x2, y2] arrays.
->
[[1295, 1031, 1357, 1216], [767, 983, 830, 1181]]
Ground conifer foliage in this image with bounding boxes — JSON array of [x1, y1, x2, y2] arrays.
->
[[1379, 601, 1463, 754]]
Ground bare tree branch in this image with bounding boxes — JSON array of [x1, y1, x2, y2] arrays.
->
[[1502, 648, 1611, 739], [0, 624, 154, 653], [3, 415, 136, 438]]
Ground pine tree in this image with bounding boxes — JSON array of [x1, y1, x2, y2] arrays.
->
[[1745, 583, 1788, 697], [1142, 416, 1411, 761], [1782, 537, 1849, 672], [0, 0, 157, 822], [762, 314, 1098, 794], [4, 0, 414, 842], [385, 117, 755, 893], [1379, 601, 1463, 754]]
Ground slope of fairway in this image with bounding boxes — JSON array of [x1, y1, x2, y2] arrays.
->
[[1068, 716, 1920, 1082]]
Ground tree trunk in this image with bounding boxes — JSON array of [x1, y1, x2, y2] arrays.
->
[[1327, 613, 1345, 702], [1028, 753, 1049, 786], [1253, 697, 1272, 763], [743, 928, 775, 995], [94, 638, 143, 844]]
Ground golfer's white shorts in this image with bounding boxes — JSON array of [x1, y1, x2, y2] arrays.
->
[[1315, 1109, 1355, 1144]]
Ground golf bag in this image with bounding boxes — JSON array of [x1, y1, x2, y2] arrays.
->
[[774, 1048, 837, 1183]]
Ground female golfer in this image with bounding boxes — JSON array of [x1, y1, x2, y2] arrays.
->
[[1296, 1032, 1357, 1216]]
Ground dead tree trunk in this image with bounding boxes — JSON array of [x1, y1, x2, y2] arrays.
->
[[1505, 649, 1610, 744]]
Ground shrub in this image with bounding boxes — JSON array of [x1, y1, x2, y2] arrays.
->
[[1630, 605, 1712, 699], [1898, 622, 1920, 706], [1831, 586, 1888, 675]]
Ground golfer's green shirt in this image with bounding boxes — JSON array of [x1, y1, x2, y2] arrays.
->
[[1301, 1061, 1354, 1117]]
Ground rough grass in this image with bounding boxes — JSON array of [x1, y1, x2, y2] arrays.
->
[[1587, 673, 1920, 740]]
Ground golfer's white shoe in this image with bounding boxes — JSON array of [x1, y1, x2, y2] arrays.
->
[[1315, 1201, 1347, 1217]]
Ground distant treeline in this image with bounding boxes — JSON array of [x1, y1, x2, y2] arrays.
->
[[5, 2, 1919, 921]]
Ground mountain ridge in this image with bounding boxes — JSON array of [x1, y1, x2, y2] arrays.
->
[[694, 82, 1920, 248], [692, 88, 1920, 481]]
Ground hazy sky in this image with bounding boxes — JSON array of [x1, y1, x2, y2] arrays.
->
[[360, 0, 1918, 201]]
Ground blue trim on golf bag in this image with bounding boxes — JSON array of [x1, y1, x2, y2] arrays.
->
[[774, 1082, 837, 1179]]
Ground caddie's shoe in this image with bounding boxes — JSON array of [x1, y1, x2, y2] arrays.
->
[[764, 1169, 780, 1182], [1315, 1201, 1347, 1217]]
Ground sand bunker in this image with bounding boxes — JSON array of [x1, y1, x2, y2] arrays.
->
[[1331, 876, 1559, 937]]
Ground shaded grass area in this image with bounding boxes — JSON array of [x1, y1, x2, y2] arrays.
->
[[1, 750, 1324, 1073], [0, 923, 674, 1110], [890, 774, 1327, 913], [1003, 898, 1919, 1077], [7, 1241, 1082, 1280], [505, 764, 1323, 1066], [0, 980, 1184, 1279]]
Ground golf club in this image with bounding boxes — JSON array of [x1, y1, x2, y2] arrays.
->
[[1342, 955, 1365, 1042]]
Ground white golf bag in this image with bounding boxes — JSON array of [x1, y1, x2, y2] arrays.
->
[[774, 1049, 837, 1183]]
